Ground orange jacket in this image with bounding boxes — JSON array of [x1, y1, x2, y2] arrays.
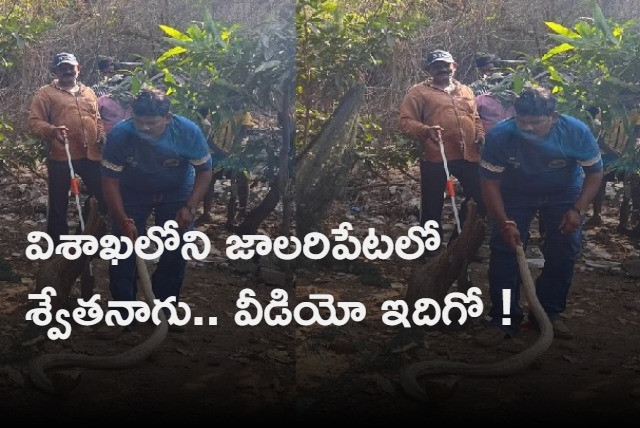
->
[[399, 78, 484, 163], [28, 81, 104, 162]]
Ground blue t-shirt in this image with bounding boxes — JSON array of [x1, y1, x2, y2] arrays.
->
[[101, 115, 213, 199], [480, 115, 602, 205]]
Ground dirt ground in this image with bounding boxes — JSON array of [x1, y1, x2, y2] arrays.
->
[[1, 168, 640, 423]]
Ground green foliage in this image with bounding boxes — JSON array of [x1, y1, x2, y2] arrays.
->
[[0, 2, 62, 171], [532, 1, 640, 167], [296, 0, 425, 151], [0, 3, 56, 70], [153, 8, 295, 133], [354, 117, 418, 173], [145, 7, 297, 202], [0, 135, 46, 173], [0, 120, 13, 144]]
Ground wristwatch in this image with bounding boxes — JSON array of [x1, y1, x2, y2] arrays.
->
[[570, 206, 586, 216]]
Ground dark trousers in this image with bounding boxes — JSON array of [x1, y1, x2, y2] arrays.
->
[[419, 159, 486, 243], [487, 202, 582, 336], [46, 158, 106, 246], [212, 167, 249, 210], [109, 192, 190, 307], [202, 167, 249, 226]]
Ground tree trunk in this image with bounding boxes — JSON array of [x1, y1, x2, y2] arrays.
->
[[405, 201, 486, 326], [34, 197, 108, 311]]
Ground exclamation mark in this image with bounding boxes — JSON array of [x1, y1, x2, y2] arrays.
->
[[502, 289, 511, 325]]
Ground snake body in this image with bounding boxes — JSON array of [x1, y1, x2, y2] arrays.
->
[[400, 244, 553, 402], [29, 256, 168, 395]]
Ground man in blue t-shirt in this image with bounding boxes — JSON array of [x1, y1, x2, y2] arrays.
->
[[101, 89, 213, 333], [475, 87, 603, 346]]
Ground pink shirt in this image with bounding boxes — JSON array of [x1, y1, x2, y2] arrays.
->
[[476, 94, 515, 132], [98, 95, 132, 133]]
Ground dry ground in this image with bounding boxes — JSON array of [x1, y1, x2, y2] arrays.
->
[[1, 168, 640, 423]]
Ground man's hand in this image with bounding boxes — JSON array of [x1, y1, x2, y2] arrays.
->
[[423, 125, 444, 144], [175, 206, 195, 229], [559, 208, 582, 234], [500, 220, 521, 250], [120, 219, 138, 241], [97, 133, 107, 153], [52, 126, 69, 144]]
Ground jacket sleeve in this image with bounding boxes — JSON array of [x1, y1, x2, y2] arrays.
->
[[469, 88, 485, 139], [90, 89, 105, 138], [96, 103, 105, 138], [28, 91, 56, 141], [474, 109, 485, 139], [398, 90, 430, 141]]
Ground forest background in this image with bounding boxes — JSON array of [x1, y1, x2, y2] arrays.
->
[[1, 0, 640, 237], [2, 0, 640, 423]]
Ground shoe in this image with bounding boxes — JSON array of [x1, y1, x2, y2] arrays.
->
[[473, 325, 508, 347], [551, 319, 573, 339]]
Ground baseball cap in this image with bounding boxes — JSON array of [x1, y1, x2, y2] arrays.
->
[[425, 50, 455, 66], [52, 52, 79, 68]]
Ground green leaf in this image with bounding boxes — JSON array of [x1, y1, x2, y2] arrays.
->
[[545, 21, 580, 38], [542, 43, 574, 60], [203, 9, 218, 37], [548, 34, 593, 49], [158, 24, 192, 42], [573, 21, 596, 37], [593, 2, 618, 45], [547, 66, 564, 83], [157, 46, 187, 63]]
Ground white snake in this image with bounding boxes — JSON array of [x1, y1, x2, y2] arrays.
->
[[28, 256, 168, 395], [400, 244, 553, 402]]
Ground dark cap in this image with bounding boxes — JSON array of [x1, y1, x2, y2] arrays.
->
[[425, 50, 455, 66], [52, 52, 79, 68]]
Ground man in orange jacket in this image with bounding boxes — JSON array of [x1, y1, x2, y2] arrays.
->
[[28, 52, 106, 246], [399, 49, 486, 250]]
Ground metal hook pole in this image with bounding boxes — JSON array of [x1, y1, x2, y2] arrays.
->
[[63, 136, 85, 232], [436, 130, 461, 234]]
